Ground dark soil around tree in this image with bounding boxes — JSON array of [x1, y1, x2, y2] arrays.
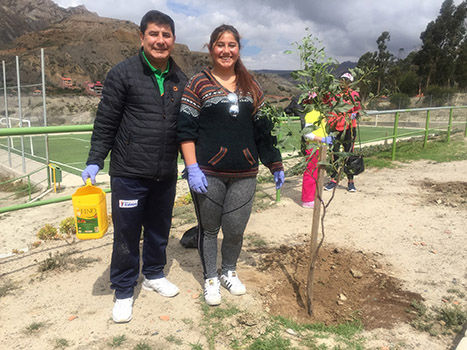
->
[[245, 244, 424, 330]]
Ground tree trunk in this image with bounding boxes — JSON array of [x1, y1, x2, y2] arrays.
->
[[306, 145, 327, 316]]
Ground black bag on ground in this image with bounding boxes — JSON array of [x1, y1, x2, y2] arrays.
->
[[344, 155, 365, 176], [180, 225, 198, 248]]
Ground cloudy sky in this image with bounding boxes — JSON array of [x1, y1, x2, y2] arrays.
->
[[52, 0, 460, 70]]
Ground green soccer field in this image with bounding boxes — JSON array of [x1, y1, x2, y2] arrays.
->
[[279, 120, 426, 152], [0, 123, 427, 177], [0, 133, 98, 176]]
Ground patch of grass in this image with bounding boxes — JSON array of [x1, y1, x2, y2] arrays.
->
[[25, 321, 47, 334], [182, 318, 194, 326], [244, 232, 268, 248], [0, 279, 18, 298], [201, 303, 241, 350], [435, 305, 467, 333], [252, 188, 275, 213], [54, 338, 70, 349], [188, 342, 203, 350], [0, 176, 39, 198], [447, 288, 466, 299], [109, 334, 126, 347], [364, 133, 467, 166], [165, 335, 183, 345], [410, 299, 467, 336], [172, 202, 196, 227], [134, 343, 151, 350], [249, 333, 293, 350], [274, 315, 365, 349]]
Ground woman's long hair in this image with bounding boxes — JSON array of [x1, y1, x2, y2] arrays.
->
[[208, 24, 261, 110]]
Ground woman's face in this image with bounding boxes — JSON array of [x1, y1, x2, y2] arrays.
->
[[210, 31, 239, 71]]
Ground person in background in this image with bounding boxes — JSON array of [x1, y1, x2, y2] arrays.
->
[[324, 72, 361, 192], [81, 10, 187, 323], [284, 94, 307, 156], [177, 24, 284, 306], [301, 107, 333, 208]]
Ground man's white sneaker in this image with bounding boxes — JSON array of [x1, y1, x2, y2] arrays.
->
[[142, 277, 179, 297], [204, 277, 221, 306], [220, 271, 246, 296], [112, 296, 133, 323]]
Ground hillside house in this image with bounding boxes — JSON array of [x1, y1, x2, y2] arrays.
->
[[82, 81, 103, 96], [60, 77, 72, 89]]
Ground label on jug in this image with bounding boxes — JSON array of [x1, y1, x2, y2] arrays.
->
[[75, 207, 99, 233]]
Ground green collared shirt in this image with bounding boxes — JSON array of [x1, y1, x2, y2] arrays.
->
[[142, 51, 169, 95]]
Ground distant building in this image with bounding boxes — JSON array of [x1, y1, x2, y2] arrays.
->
[[82, 80, 103, 96], [60, 77, 72, 89]]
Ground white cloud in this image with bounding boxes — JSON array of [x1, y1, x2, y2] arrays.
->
[[52, 0, 463, 70]]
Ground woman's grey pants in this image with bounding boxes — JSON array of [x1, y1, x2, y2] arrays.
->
[[192, 176, 256, 279]]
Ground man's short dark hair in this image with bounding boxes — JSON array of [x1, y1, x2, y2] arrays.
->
[[140, 10, 175, 36]]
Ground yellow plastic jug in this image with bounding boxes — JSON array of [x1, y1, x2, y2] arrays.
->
[[72, 178, 108, 240]]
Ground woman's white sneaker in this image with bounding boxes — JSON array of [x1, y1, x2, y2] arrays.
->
[[220, 271, 246, 296], [204, 277, 221, 306]]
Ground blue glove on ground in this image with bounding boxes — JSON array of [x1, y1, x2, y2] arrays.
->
[[321, 136, 334, 145], [186, 163, 208, 194], [81, 164, 100, 184], [274, 170, 285, 190]]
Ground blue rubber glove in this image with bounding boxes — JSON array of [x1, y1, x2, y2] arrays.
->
[[273, 170, 285, 190], [351, 112, 358, 120], [81, 164, 100, 184], [186, 163, 208, 194], [321, 136, 334, 145]]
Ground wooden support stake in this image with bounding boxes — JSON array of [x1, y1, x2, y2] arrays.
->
[[306, 145, 327, 316]]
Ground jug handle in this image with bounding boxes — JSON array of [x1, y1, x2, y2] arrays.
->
[[86, 178, 93, 186]]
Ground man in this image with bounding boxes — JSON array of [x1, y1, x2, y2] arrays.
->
[[81, 10, 187, 323]]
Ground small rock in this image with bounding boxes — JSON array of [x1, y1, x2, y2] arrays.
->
[[350, 269, 363, 279], [68, 315, 78, 321], [159, 315, 170, 321], [285, 328, 298, 336], [333, 247, 341, 254], [339, 293, 347, 301]]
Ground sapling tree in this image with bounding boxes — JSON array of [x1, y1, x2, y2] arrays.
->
[[260, 31, 369, 315]]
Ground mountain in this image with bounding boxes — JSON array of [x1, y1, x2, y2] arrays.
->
[[0, 0, 209, 86], [0, 0, 297, 98]]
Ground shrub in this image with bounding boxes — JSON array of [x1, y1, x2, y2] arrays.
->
[[37, 224, 60, 240], [59, 217, 76, 237], [389, 93, 410, 109], [422, 85, 456, 107]]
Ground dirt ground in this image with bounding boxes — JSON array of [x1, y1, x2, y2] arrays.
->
[[0, 158, 466, 349]]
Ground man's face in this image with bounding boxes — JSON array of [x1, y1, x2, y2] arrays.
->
[[140, 22, 175, 69]]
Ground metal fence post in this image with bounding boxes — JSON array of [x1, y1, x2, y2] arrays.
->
[[447, 108, 453, 143], [391, 111, 400, 161], [424, 110, 431, 148]]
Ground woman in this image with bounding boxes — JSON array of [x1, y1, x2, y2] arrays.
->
[[301, 107, 333, 208], [177, 24, 284, 306]]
